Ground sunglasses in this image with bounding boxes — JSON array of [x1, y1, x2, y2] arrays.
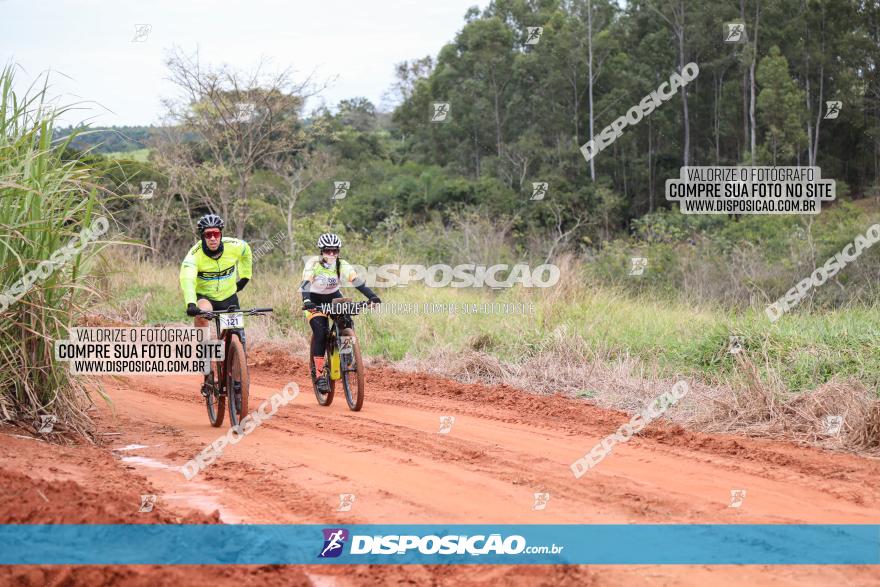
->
[[203, 229, 222, 239], [321, 248, 339, 254]]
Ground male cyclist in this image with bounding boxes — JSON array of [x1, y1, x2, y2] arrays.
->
[[180, 214, 252, 394], [300, 233, 380, 393]]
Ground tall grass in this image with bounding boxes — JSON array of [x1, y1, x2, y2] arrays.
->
[[0, 66, 113, 436]]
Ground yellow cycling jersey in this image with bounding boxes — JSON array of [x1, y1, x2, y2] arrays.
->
[[179, 237, 252, 304]]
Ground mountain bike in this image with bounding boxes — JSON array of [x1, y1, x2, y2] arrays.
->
[[197, 306, 273, 428], [304, 298, 369, 411]]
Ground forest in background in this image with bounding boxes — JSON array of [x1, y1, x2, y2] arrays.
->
[[55, 0, 880, 313]]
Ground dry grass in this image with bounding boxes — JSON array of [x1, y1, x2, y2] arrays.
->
[[394, 337, 880, 455], [693, 354, 880, 454]]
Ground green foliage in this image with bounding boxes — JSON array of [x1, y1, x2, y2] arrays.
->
[[756, 46, 808, 164]]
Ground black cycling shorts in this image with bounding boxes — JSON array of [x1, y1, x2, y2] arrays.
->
[[198, 293, 240, 312]]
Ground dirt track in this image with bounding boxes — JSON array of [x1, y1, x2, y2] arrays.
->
[[2, 346, 880, 585]]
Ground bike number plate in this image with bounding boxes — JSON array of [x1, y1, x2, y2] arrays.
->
[[339, 336, 354, 355], [220, 313, 244, 330]]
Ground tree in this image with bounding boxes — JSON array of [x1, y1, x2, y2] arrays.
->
[[266, 149, 336, 262], [386, 56, 434, 107], [648, 0, 692, 166], [757, 46, 807, 164], [162, 47, 325, 236], [337, 97, 377, 132]]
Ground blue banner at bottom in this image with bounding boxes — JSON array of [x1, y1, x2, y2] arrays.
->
[[0, 524, 878, 565]]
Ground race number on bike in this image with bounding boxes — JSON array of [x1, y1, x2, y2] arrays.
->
[[219, 313, 244, 330]]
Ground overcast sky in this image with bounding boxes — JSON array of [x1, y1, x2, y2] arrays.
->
[[2, 0, 486, 127]]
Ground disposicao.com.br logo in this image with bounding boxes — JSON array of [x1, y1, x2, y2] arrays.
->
[[318, 528, 563, 558], [319, 528, 349, 558]]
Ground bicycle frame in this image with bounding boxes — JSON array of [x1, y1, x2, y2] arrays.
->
[[201, 308, 254, 393], [322, 301, 369, 380]]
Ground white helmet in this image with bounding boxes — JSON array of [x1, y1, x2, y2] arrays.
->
[[317, 233, 342, 249]]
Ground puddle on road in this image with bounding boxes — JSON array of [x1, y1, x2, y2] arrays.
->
[[114, 444, 151, 452], [116, 450, 243, 524], [121, 455, 171, 470], [162, 486, 243, 524]]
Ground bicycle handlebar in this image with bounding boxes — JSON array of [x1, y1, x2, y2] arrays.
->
[[198, 307, 274, 318]]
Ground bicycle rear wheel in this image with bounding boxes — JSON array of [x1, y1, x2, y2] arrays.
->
[[206, 360, 225, 427], [340, 328, 365, 411], [226, 334, 249, 428]]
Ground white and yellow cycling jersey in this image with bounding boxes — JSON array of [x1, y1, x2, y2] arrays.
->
[[301, 256, 360, 295]]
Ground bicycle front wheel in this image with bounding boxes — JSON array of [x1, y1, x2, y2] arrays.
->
[[340, 328, 365, 411], [226, 334, 249, 428]]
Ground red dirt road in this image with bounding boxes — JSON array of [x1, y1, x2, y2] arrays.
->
[[2, 347, 880, 585]]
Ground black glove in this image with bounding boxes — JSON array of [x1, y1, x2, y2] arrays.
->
[[236, 278, 249, 292], [303, 299, 317, 311], [186, 303, 201, 317], [368, 296, 381, 305]]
